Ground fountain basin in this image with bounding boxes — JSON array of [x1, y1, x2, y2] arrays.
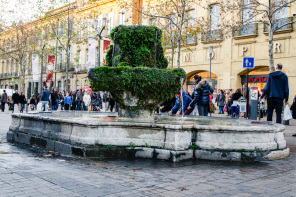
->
[[7, 112, 289, 162]]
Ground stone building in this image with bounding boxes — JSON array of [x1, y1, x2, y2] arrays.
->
[[0, 0, 296, 102]]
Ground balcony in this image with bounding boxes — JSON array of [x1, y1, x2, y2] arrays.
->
[[201, 29, 223, 43], [264, 17, 293, 34], [232, 23, 258, 39], [57, 62, 75, 71]]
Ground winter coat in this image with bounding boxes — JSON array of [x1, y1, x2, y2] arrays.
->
[[30, 98, 36, 105], [19, 95, 26, 104], [261, 71, 289, 101], [160, 97, 176, 112], [41, 89, 50, 101], [76, 90, 83, 102], [12, 93, 20, 104], [83, 94, 91, 106], [189, 79, 214, 107], [1, 92, 7, 103], [231, 93, 242, 101], [171, 90, 192, 113], [216, 94, 225, 107], [290, 97, 296, 119]]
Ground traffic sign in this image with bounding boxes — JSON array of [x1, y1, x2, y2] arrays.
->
[[243, 57, 255, 69]]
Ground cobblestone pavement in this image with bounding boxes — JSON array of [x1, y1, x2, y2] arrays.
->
[[0, 112, 295, 197]]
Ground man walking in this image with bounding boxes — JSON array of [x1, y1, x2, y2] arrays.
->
[[41, 86, 50, 111], [1, 90, 8, 112], [261, 63, 289, 124], [12, 90, 20, 112]]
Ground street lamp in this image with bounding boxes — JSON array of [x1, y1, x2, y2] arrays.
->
[[208, 46, 213, 81], [38, 39, 46, 95], [94, 18, 106, 67], [75, 66, 80, 90]]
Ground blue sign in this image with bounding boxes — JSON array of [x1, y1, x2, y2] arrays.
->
[[243, 57, 255, 69]]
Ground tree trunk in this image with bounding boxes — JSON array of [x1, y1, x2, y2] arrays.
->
[[177, 32, 181, 68], [268, 23, 274, 72], [171, 44, 174, 68]]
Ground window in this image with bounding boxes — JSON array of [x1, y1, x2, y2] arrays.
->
[[119, 9, 125, 25], [87, 19, 92, 38], [241, 0, 254, 24], [186, 10, 196, 44], [209, 4, 220, 30], [59, 48, 63, 69], [59, 22, 64, 35], [274, 0, 287, 20], [58, 81, 62, 92], [107, 12, 114, 35]]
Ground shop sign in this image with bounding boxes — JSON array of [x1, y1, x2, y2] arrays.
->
[[241, 75, 268, 84]]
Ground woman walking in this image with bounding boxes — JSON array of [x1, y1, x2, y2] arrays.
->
[[83, 91, 91, 111], [216, 90, 225, 114], [19, 92, 26, 113]]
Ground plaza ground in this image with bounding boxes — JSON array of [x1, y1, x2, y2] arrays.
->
[[0, 112, 295, 197]]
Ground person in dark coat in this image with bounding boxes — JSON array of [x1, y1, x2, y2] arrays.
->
[[51, 88, 57, 111], [291, 96, 296, 137], [19, 92, 26, 113], [188, 77, 214, 116], [261, 63, 289, 124], [158, 97, 176, 113], [12, 90, 20, 112], [216, 90, 225, 114], [1, 90, 8, 112], [30, 95, 36, 110]]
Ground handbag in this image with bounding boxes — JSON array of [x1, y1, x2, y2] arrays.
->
[[283, 105, 292, 121], [209, 101, 216, 113]]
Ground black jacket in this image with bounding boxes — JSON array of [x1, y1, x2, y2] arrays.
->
[[19, 95, 26, 104], [12, 93, 20, 104], [262, 71, 289, 101], [190, 79, 214, 106]]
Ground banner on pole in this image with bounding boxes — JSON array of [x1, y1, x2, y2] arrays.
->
[[32, 54, 39, 82], [103, 40, 111, 66], [86, 38, 96, 70], [46, 55, 55, 84]]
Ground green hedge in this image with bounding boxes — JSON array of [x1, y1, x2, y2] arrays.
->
[[90, 66, 186, 111], [105, 25, 168, 69]]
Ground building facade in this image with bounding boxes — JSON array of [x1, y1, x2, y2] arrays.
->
[[0, 0, 296, 102]]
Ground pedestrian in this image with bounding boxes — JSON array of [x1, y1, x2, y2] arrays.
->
[[64, 92, 72, 110], [216, 90, 225, 114], [41, 85, 50, 111], [187, 75, 214, 116], [158, 97, 176, 114], [30, 95, 36, 111], [59, 92, 65, 110], [50, 88, 57, 111], [83, 90, 91, 111], [231, 89, 243, 117], [1, 90, 8, 112], [12, 90, 20, 112], [76, 89, 83, 110], [168, 90, 193, 116], [102, 91, 109, 112], [260, 63, 289, 124], [109, 96, 115, 112], [71, 90, 76, 110], [19, 92, 26, 113]]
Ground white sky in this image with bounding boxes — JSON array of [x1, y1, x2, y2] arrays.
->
[[0, 0, 75, 27]]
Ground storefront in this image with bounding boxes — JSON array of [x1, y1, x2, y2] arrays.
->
[[186, 71, 218, 95], [240, 67, 269, 92]]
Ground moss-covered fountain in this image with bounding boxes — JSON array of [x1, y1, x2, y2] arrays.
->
[[6, 25, 289, 162], [88, 25, 185, 120]]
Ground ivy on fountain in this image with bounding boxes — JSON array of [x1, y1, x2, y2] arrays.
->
[[89, 25, 186, 112]]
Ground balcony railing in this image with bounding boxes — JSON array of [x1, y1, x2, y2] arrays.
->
[[233, 23, 258, 38], [264, 17, 293, 34], [57, 62, 75, 71], [201, 29, 223, 43]]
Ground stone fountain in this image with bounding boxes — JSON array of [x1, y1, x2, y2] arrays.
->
[[7, 25, 289, 162]]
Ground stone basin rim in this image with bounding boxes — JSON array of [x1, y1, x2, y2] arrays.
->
[[11, 113, 285, 132]]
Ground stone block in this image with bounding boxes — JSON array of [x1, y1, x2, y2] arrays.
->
[[6, 131, 14, 142], [13, 132, 31, 145], [171, 150, 193, 162], [135, 148, 154, 159], [165, 129, 192, 150], [195, 150, 241, 161], [45, 140, 55, 152], [263, 148, 290, 160], [155, 149, 171, 160], [55, 141, 72, 156]]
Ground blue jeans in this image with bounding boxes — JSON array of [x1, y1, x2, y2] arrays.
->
[[41, 101, 48, 111], [198, 104, 209, 116], [219, 106, 224, 114], [231, 106, 238, 116], [21, 104, 25, 112], [76, 101, 81, 110], [267, 98, 283, 124], [55, 99, 59, 110]]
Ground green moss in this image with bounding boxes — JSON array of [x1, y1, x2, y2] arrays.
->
[[105, 25, 168, 69]]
